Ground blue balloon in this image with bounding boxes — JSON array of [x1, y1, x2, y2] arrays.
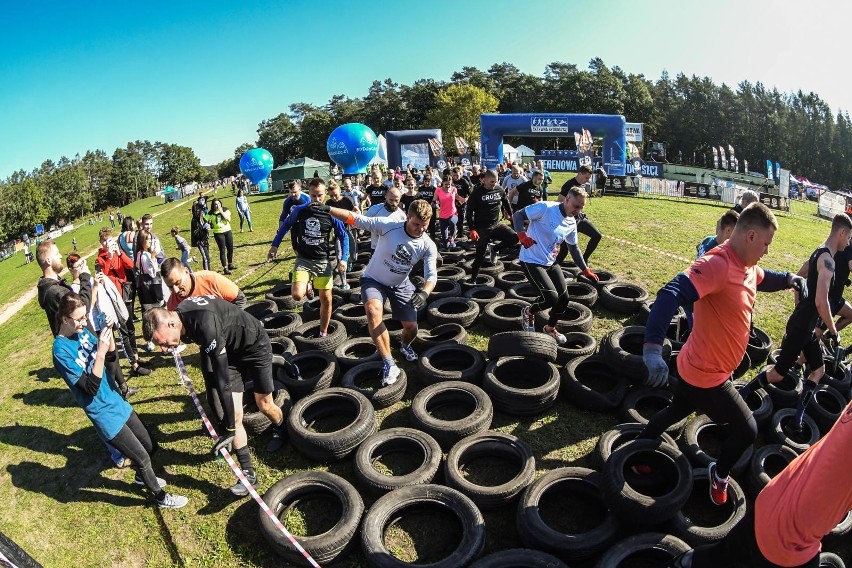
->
[[239, 148, 274, 184], [327, 123, 378, 174]]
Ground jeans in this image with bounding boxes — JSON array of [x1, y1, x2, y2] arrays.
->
[[238, 210, 253, 231], [180, 249, 192, 273], [197, 241, 210, 270]]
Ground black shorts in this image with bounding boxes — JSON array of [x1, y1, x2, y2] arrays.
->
[[774, 327, 823, 376], [229, 335, 274, 394]]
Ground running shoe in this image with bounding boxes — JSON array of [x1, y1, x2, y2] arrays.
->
[[400, 342, 418, 362], [305, 281, 315, 300], [487, 243, 497, 264], [156, 493, 189, 509], [230, 469, 257, 497], [543, 325, 567, 344], [135, 475, 167, 489], [381, 362, 401, 386], [707, 462, 729, 506], [124, 386, 141, 399], [521, 306, 535, 332], [267, 426, 286, 453]]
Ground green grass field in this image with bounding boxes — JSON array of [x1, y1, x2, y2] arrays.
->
[[0, 177, 846, 567]]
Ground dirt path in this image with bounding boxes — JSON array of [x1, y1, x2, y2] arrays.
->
[[0, 199, 194, 327]]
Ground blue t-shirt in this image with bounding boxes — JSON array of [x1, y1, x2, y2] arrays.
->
[[696, 235, 718, 258], [519, 201, 578, 266], [279, 193, 311, 224], [53, 329, 131, 441]]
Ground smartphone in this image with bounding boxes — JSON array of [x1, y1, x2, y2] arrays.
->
[[95, 312, 108, 330]]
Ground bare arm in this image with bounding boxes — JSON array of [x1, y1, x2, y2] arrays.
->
[[816, 252, 837, 334]]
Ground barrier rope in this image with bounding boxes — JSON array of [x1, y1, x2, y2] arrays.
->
[[171, 351, 321, 568]]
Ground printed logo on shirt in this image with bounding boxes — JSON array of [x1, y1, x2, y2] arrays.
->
[[205, 339, 217, 353], [482, 192, 503, 202], [304, 217, 321, 237], [392, 244, 413, 266]]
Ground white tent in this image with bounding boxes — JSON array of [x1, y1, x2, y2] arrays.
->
[[370, 134, 388, 165], [503, 143, 517, 162], [515, 144, 536, 157]]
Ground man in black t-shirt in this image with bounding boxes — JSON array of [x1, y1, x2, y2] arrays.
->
[[508, 171, 545, 211], [558, 165, 602, 262], [143, 295, 288, 495], [451, 167, 473, 237], [365, 171, 388, 209], [416, 174, 439, 238], [559, 164, 593, 198], [466, 170, 517, 282]]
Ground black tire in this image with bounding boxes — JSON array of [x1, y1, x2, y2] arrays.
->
[[242, 379, 291, 435], [533, 301, 593, 333], [517, 467, 621, 562], [822, 360, 852, 395], [593, 423, 678, 471], [559, 259, 582, 276], [436, 265, 467, 282], [763, 367, 803, 409], [769, 408, 820, 453], [413, 323, 469, 350], [747, 443, 798, 496], [507, 283, 542, 304], [603, 439, 694, 526], [487, 331, 557, 362], [679, 414, 753, 477], [463, 285, 505, 309], [482, 299, 531, 332], [410, 381, 493, 450], [261, 311, 302, 338], [561, 354, 630, 413], [341, 362, 407, 409], [266, 283, 306, 311], [823, 511, 852, 549], [555, 332, 597, 365], [494, 271, 528, 291], [380, 313, 405, 343], [245, 299, 277, 320], [444, 431, 535, 509], [259, 471, 363, 565], [820, 552, 847, 568], [668, 467, 747, 547], [302, 296, 344, 322], [460, 274, 496, 292], [0, 531, 42, 568], [732, 351, 752, 380], [577, 269, 618, 290], [286, 387, 376, 462], [620, 386, 689, 437], [593, 533, 691, 568], [746, 326, 773, 367], [270, 337, 297, 357], [599, 282, 649, 314], [418, 344, 486, 386], [354, 427, 442, 495], [637, 299, 686, 327], [426, 297, 480, 327], [805, 383, 847, 432], [483, 356, 561, 416], [291, 319, 347, 353], [332, 302, 369, 335], [430, 279, 463, 300], [733, 379, 774, 429], [470, 549, 567, 568], [361, 484, 485, 568], [602, 326, 672, 382], [282, 352, 339, 398], [566, 281, 598, 307], [334, 337, 381, 372]]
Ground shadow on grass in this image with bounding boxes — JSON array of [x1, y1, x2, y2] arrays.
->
[[13, 387, 78, 408], [7, 461, 148, 507], [28, 367, 56, 382]]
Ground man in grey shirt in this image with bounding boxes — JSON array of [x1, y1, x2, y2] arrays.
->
[[364, 187, 405, 252], [314, 199, 438, 386]]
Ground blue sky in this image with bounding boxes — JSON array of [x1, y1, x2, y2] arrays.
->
[[1, 0, 848, 178]]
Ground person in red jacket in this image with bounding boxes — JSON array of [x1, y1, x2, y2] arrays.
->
[[96, 227, 150, 377]]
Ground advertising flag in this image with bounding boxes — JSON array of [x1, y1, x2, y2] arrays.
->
[[766, 160, 774, 179], [712, 147, 719, 169], [719, 146, 727, 170]]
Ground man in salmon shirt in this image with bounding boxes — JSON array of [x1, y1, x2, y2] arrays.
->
[[670, 399, 852, 567], [637, 203, 806, 506], [161, 257, 247, 429]]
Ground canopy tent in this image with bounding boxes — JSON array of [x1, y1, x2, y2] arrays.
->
[[370, 135, 388, 165], [515, 144, 536, 157], [270, 157, 330, 191], [502, 143, 517, 162]]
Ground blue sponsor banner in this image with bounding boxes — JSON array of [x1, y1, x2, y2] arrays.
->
[[537, 154, 663, 178]]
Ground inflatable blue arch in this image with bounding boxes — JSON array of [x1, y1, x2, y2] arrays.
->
[[479, 113, 627, 175], [386, 129, 444, 171]]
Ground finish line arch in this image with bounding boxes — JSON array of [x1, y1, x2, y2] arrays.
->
[[479, 113, 627, 175]]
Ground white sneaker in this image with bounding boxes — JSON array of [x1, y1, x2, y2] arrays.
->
[[400, 343, 418, 362], [382, 363, 401, 386], [157, 493, 189, 509], [521, 306, 535, 332], [543, 325, 567, 344]]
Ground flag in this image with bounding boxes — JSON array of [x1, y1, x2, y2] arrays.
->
[[728, 145, 735, 160], [454, 136, 468, 154], [719, 146, 727, 170], [712, 147, 719, 169], [775, 162, 781, 180], [428, 138, 444, 157], [766, 160, 773, 179], [744, 160, 749, 174]]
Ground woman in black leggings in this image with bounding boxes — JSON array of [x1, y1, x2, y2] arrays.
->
[[206, 198, 235, 275], [52, 293, 188, 508]]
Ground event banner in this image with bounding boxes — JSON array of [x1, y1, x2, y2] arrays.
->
[[535, 155, 664, 178], [779, 169, 790, 198], [625, 123, 643, 142], [760, 192, 790, 211], [683, 182, 722, 201]]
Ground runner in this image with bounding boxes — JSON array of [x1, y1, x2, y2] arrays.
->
[[671, 398, 852, 568], [267, 178, 349, 337], [278, 181, 311, 229], [741, 213, 852, 431], [55, 292, 188, 509], [416, 173, 439, 239], [558, 165, 603, 261], [638, 203, 806, 506], [512, 185, 599, 342], [507, 170, 546, 211], [143, 296, 287, 495], [317, 199, 438, 386], [364, 171, 388, 208], [364, 188, 405, 253], [685, 209, 740, 328], [465, 170, 517, 284]]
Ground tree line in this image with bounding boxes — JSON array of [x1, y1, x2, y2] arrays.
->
[[4, 58, 850, 241]]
